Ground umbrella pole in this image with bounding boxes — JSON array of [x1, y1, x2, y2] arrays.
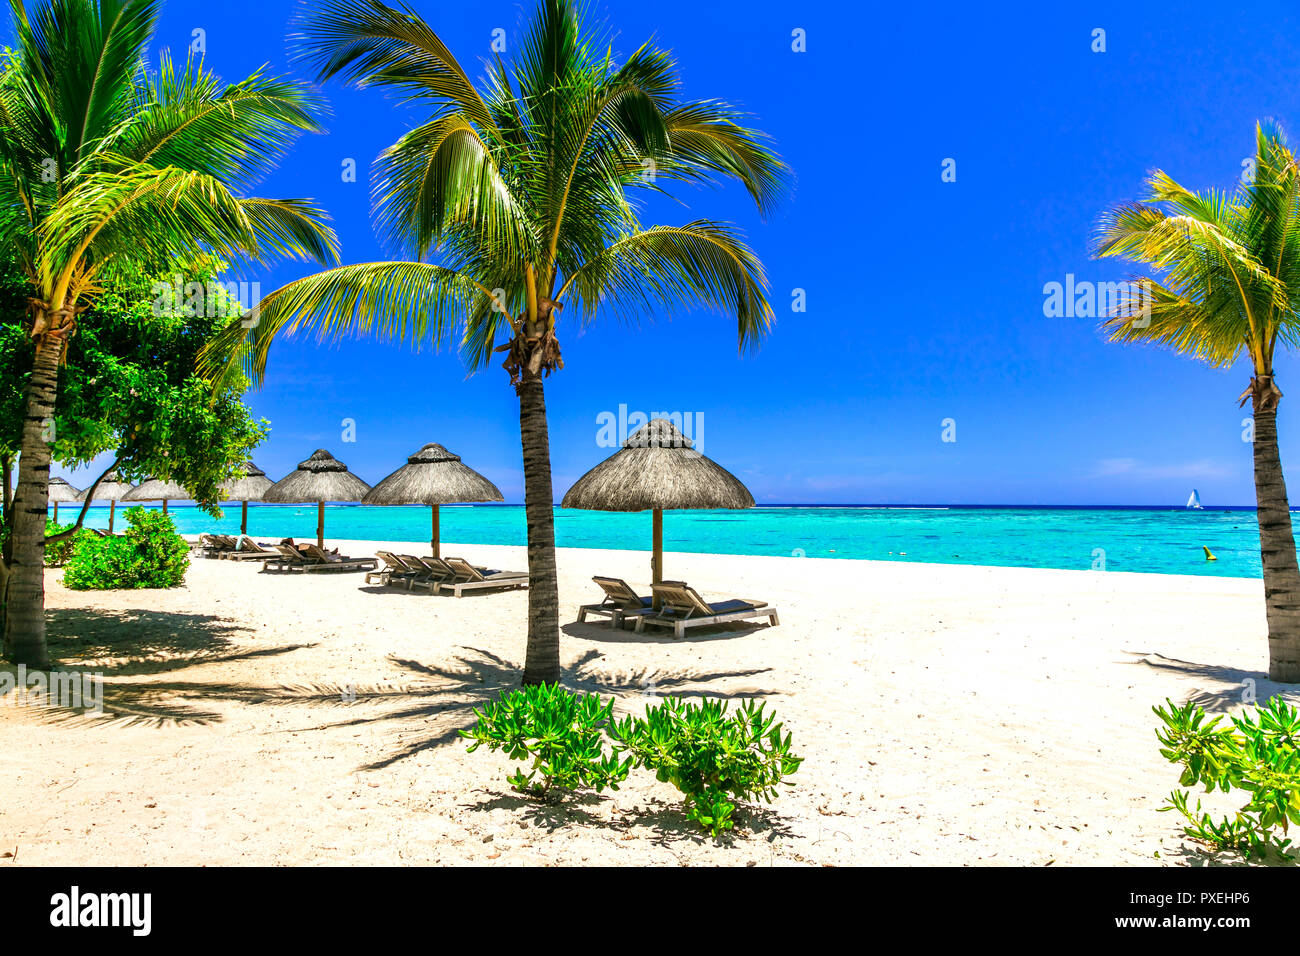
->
[[652, 508, 663, 608], [162, 499, 168, 516], [317, 501, 325, 550], [109, 499, 115, 533], [431, 504, 440, 558], [241, 500, 249, 536], [52, 501, 57, 524]]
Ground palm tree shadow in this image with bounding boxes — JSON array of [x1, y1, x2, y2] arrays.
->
[[11, 607, 319, 726], [251, 645, 777, 771], [1124, 651, 1300, 712]]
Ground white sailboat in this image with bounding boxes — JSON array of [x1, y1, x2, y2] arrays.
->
[[1186, 489, 1203, 510]]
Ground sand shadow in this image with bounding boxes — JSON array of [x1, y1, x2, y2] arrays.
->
[[562, 619, 778, 645], [464, 788, 610, 832], [6, 608, 320, 726], [460, 780, 796, 848], [244, 646, 778, 772], [1158, 839, 1299, 867], [356, 583, 527, 600], [1125, 652, 1300, 713]]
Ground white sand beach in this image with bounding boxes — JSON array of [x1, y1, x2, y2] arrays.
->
[[0, 542, 1289, 867]]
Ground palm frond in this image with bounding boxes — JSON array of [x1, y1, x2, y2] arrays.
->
[[373, 112, 537, 262], [1095, 122, 1300, 372], [114, 51, 329, 187], [199, 261, 496, 385], [559, 220, 772, 349], [289, 0, 498, 135]]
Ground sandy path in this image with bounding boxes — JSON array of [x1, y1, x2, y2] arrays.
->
[[0, 542, 1287, 866]]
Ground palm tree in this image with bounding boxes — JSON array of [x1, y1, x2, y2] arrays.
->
[[1097, 120, 1300, 682], [207, 0, 787, 685], [0, 0, 339, 667]]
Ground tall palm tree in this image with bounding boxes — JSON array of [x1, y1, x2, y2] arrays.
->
[[207, 0, 787, 685], [1097, 120, 1300, 682], [0, 0, 339, 667]]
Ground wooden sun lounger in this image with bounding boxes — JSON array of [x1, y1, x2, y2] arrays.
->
[[260, 544, 308, 572], [433, 556, 528, 597], [577, 575, 653, 627], [222, 535, 278, 560], [634, 582, 779, 638], [401, 556, 453, 592], [194, 533, 235, 557], [302, 543, 378, 573], [261, 544, 377, 573], [366, 551, 428, 588]]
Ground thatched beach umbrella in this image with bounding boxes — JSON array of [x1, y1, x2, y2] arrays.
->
[[561, 419, 754, 589], [263, 449, 371, 549], [47, 476, 81, 524], [362, 443, 504, 557], [216, 461, 274, 535], [122, 476, 189, 515], [78, 470, 136, 532]]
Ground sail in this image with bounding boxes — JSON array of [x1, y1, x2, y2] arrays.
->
[[1186, 489, 1203, 509]]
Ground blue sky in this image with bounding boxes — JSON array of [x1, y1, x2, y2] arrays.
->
[[29, 0, 1300, 505]]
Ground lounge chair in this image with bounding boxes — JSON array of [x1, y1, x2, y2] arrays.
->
[[577, 576, 653, 627], [261, 544, 375, 573], [634, 582, 779, 638], [222, 536, 278, 560], [191, 533, 233, 556], [301, 543, 378, 573], [261, 544, 309, 572], [433, 556, 528, 597], [396, 556, 451, 592], [367, 551, 426, 588]]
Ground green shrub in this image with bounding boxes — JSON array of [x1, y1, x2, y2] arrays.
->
[[1154, 697, 1300, 860], [63, 506, 190, 590], [44, 520, 78, 566], [461, 683, 631, 800], [611, 698, 803, 837]]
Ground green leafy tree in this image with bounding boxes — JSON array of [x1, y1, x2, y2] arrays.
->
[[206, 0, 787, 685], [0, 253, 270, 626], [1098, 121, 1300, 681], [0, 0, 338, 666]]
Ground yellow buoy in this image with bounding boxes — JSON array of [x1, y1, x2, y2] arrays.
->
[[1203, 546, 1217, 561]]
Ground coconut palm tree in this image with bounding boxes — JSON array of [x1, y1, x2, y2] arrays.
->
[[206, 0, 787, 685], [1097, 119, 1300, 682], [0, 0, 339, 667]]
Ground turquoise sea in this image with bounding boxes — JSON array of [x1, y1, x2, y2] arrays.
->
[[54, 503, 1277, 579]]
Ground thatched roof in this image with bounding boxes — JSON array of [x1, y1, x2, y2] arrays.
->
[[123, 477, 189, 501], [48, 476, 82, 502], [263, 449, 371, 503], [560, 419, 754, 512], [78, 470, 136, 501], [217, 461, 275, 501], [362, 443, 504, 506]]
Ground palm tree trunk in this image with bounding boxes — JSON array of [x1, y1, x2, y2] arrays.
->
[[517, 372, 560, 685], [3, 334, 61, 667], [1252, 395, 1300, 682]]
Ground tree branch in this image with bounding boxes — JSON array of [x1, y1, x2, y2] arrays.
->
[[43, 458, 120, 545]]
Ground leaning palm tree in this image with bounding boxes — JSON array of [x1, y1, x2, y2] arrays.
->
[[1097, 119, 1300, 682], [0, 0, 339, 667], [205, 0, 787, 685]]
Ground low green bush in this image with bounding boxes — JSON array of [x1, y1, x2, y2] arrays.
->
[[461, 683, 631, 800], [1154, 697, 1300, 860], [611, 698, 803, 837], [63, 506, 190, 590]]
